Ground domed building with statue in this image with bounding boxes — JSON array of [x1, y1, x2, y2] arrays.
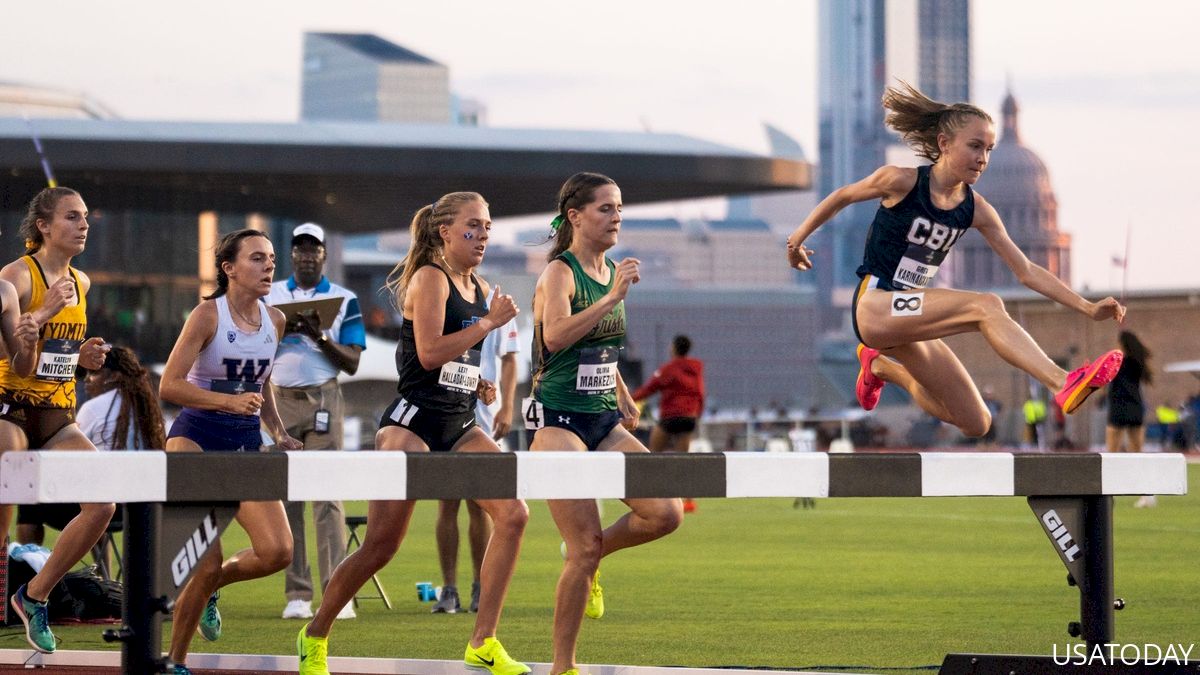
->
[[953, 89, 1071, 289]]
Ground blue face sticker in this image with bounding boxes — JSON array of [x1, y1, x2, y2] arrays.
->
[[464, 232, 474, 240]]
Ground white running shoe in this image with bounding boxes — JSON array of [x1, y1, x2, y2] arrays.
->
[[282, 599, 313, 620], [335, 602, 357, 620]]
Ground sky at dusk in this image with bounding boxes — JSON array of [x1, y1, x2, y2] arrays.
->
[[2, 0, 1195, 292]]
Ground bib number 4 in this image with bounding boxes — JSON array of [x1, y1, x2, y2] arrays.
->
[[522, 397, 545, 430]]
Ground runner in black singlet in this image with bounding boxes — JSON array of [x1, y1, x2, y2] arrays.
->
[[786, 82, 1126, 437]]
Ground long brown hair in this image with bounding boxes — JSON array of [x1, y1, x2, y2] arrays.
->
[[546, 172, 618, 261], [97, 346, 167, 449], [20, 187, 81, 254], [1118, 330, 1153, 385], [881, 81, 992, 162], [384, 192, 486, 308], [204, 229, 270, 300]]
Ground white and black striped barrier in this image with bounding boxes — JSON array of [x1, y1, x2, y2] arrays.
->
[[0, 451, 1188, 675]]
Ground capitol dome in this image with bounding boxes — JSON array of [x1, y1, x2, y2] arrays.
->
[[974, 91, 1057, 235], [953, 88, 1071, 289]]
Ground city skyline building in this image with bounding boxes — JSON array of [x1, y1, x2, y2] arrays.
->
[[817, 0, 971, 313], [956, 88, 1070, 289], [302, 32, 476, 124]]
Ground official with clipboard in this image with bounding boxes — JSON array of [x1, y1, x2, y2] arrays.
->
[[266, 222, 366, 621]]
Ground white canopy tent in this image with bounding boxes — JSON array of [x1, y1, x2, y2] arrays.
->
[[1164, 360, 1200, 377]]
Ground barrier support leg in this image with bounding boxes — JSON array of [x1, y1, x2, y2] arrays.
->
[[1079, 495, 1114, 651], [118, 503, 170, 674]]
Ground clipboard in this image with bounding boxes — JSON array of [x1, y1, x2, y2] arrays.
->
[[271, 297, 345, 330]]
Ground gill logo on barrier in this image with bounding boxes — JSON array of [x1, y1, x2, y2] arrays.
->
[[172, 510, 220, 587], [1041, 509, 1081, 562]]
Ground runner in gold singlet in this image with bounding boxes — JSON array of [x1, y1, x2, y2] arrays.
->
[[0, 187, 115, 654]]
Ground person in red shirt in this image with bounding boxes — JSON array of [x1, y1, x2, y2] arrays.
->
[[632, 335, 705, 511], [632, 335, 705, 451]]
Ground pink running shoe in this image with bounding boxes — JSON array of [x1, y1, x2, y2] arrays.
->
[[855, 343, 885, 411], [1055, 349, 1124, 414]]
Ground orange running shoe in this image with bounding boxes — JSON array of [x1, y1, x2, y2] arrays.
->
[[855, 344, 884, 411], [1055, 349, 1124, 414]]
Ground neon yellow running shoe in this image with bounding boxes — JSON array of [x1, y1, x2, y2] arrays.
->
[[555, 670, 580, 675], [297, 624, 329, 675], [464, 636, 531, 675], [584, 569, 604, 619]]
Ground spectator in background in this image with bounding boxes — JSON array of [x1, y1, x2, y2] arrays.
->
[[1186, 391, 1200, 449], [632, 334, 704, 512], [1104, 331, 1154, 506], [1106, 331, 1151, 453], [431, 308, 519, 614], [977, 386, 1002, 447], [267, 223, 365, 621], [76, 346, 166, 450], [17, 346, 164, 576], [1023, 395, 1046, 449]]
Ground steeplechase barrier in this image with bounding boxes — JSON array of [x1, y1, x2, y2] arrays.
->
[[0, 450, 1188, 674]]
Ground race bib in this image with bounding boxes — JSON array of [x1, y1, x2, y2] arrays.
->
[[35, 339, 82, 382], [893, 258, 937, 289], [210, 380, 263, 394], [576, 346, 619, 394], [439, 349, 482, 394], [521, 397, 545, 430], [892, 243, 941, 289], [891, 292, 925, 317]]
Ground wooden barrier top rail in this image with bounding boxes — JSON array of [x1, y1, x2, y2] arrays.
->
[[0, 451, 1186, 503]]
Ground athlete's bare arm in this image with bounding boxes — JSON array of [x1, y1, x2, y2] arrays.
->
[[974, 194, 1124, 323]]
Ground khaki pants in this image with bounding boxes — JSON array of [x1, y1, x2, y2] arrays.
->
[[273, 379, 347, 601]]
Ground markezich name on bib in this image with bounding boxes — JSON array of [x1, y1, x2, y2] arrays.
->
[[1052, 642, 1193, 666]]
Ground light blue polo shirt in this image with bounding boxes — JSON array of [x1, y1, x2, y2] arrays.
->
[[267, 276, 366, 387]]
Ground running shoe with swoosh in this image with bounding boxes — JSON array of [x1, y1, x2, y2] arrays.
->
[[585, 570, 604, 620], [464, 636, 530, 675], [297, 624, 329, 675], [1055, 349, 1124, 414], [855, 344, 885, 411]]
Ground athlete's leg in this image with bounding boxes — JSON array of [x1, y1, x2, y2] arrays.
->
[[217, 500, 292, 587], [531, 427, 594, 674], [1106, 426, 1125, 452], [26, 426, 115, 601], [646, 424, 669, 452], [0, 419, 28, 542], [670, 430, 694, 453], [168, 538, 223, 664], [465, 499, 491, 589], [436, 499, 462, 589], [869, 346, 954, 422], [596, 427, 683, 557], [1129, 425, 1145, 453], [858, 288, 1067, 391], [452, 428, 528, 646], [305, 425, 423, 639], [876, 341, 992, 437], [165, 435, 215, 664]]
